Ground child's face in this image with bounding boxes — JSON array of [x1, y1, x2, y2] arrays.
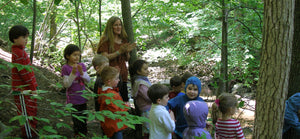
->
[[110, 73, 120, 87], [137, 63, 149, 77], [186, 84, 198, 99], [157, 94, 169, 106], [67, 51, 81, 65], [172, 85, 182, 93], [14, 35, 28, 46]]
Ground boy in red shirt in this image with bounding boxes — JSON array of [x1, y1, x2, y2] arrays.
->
[[9, 25, 38, 139]]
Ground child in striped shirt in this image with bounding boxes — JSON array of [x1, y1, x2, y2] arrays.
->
[[212, 93, 245, 139], [9, 25, 39, 139]]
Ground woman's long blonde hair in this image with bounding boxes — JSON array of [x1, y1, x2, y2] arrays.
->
[[97, 16, 128, 53]]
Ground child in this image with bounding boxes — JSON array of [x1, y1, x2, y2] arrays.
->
[[282, 92, 300, 137], [166, 76, 204, 139], [61, 44, 90, 137], [169, 75, 184, 99], [92, 54, 109, 111], [148, 84, 175, 139], [183, 100, 212, 139], [129, 59, 152, 138], [98, 66, 128, 138], [212, 93, 245, 139], [9, 25, 39, 139]]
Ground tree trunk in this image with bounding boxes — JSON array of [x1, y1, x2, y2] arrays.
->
[[218, 0, 228, 95], [253, 0, 294, 138], [30, 0, 37, 63], [50, 6, 57, 52], [285, 1, 300, 138], [121, 0, 137, 65], [99, 0, 102, 37], [75, 0, 81, 50], [288, 0, 300, 99]]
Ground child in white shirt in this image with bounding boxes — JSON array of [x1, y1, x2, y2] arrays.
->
[[148, 84, 175, 139]]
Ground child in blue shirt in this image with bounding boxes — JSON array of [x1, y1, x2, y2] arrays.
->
[[166, 76, 204, 139]]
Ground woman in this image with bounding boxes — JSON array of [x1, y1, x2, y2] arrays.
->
[[97, 16, 136, 102]]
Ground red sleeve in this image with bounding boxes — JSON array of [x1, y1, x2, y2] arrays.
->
[[12, 48, 37, 91]]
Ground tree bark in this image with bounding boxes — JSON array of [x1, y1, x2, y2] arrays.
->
[[253, 0, 294, 138], [75, 0, 81, 50], [121, 0, 137, 65], [218, 0, 228, 95], [99, 0, 102, 37], [30, 0, 37, 63], [50, 6, 57, 52], [288, 0, 300, 99]]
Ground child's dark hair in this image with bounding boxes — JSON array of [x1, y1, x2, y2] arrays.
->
[[63, 44, 81, 61], [212, 93, 237, 124], [148, 84, 169, 104], [9, 25, 29, 43], [170, 76, 182, 87], [129, 59, 147, 86], [181, 71, 193, 84], [100, 66, 119, 83]]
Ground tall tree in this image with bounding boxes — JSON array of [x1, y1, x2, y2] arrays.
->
[[121, 0, 137, 64], [218, 0, 229, 95], [285, 1, 300, 138], [30, 0, 37, 62], [50, 6, 57, 52], [253, 0, 294, 138], [74, 0, 81, 50], [99, 0, 102, 37], [288, 0, 300, 99]]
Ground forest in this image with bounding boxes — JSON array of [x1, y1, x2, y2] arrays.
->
[[0, 0, 299, 138]]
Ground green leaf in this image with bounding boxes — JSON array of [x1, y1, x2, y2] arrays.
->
[[87, 113, 95, 121], [72, 114, 85, 123], [43, 126, 57, 134], [238, 100, 245, 108], [35, 117, 50, 123], [54, 0, 62, 5], [105, 99, 111, 105], [95, 113, 105, 122], [56, 123, 72, 129], [20, 0, 29, 5]]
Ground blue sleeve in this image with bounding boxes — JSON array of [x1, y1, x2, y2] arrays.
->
[[166, 96, 179, 111]]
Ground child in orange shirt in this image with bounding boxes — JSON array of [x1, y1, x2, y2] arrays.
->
[[98, 66, 128, 138]]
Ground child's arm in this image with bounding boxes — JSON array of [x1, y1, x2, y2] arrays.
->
[[62, 73, 76, 88], [162, 110, 175, 133], [79, 63, 90, 83], [138, 84, 151, 101]]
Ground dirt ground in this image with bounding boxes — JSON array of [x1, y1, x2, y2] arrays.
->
[[0, 47, 254, 138]]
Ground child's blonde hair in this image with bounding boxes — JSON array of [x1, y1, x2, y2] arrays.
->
[[100, 66, 119, 83], [92, 54, 109, 69], [212, 93, 237, 124]]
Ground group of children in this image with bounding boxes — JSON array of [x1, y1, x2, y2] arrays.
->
[[9, 24, 246, 139], [11, 23, 300, 139]]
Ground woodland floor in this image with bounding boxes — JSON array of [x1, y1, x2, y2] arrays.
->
[[0, 47, 254, 139]]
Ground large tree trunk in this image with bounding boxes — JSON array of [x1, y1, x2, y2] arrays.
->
[[284, 1, 300, 138], [253, 0, 294, 138], [288, 0, 300, 99], [121, 0, 137, 65], [218, 0, 228, 95]]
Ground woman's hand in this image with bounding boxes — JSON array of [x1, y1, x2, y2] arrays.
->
[[119, 43, 136, 54]]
